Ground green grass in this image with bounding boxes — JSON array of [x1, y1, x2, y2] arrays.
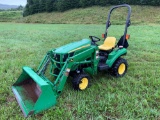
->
[[20, 5, 160, 25], [0, 11, 23, 22], [1, 5, 160, 25], [0, 23, 160, 119]]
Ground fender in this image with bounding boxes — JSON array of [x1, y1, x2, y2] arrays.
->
[[106, 48, 127, 67]]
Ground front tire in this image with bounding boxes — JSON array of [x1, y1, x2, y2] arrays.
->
[[110, 58, 128, 77], [72, 73, 90, 90]]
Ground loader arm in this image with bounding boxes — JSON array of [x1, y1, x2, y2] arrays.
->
[[53, 46, 98, 95], [12, 40, 99, 117]]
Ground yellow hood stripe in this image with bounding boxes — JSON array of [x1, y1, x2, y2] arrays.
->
[[68, 44, 90, 53]]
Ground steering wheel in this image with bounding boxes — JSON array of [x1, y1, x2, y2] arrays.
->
[[89, 36, 100, 45]]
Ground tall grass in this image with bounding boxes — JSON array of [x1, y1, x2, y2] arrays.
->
[[0, 5, 160, 25], [0, 11, 23, 22], [20, 5, 160, 25], [0, 23, 160, 119]]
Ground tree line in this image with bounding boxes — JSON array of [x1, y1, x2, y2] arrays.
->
[[23, 0, 160, 16], [0, 5, 24, 11]]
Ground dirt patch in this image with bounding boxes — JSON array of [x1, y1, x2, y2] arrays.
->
[[35, 113, 44, 119], [66, 103, 73, 111], [7, 96, 15, 103]]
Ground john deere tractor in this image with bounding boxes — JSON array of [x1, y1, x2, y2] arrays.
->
[[12, 4, 131, 117]]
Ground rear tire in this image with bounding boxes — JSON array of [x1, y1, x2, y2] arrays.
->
[[72, 73, 90, 90], [110, 58, 128, 77]]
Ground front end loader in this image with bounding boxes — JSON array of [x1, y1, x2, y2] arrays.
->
[[12, 4, 131, 117]]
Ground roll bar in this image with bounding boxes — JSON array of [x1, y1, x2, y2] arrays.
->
[[105, 4, 131, 47]]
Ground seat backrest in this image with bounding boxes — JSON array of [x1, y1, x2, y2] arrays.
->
[[103, 37, 116, 47], [117, 35, 129, 48]]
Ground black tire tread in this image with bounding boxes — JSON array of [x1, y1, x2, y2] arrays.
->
[[110, 58, 128, 77], [72, 73, 90, 90]]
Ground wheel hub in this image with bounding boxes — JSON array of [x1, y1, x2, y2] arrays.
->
[[79, 78, 88, 90], [118, 63, 126, 75]]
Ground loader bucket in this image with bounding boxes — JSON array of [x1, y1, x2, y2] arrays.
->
[[12, 67, 57, 117]]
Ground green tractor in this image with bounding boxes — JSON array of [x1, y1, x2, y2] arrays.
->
[[12, 4, 131, 117]]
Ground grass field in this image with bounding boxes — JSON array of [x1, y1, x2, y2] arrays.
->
[[21, 5, 160, 25], [1, 5, 160, 25], [0, 11, 23, 22], [0, 22, 160, 120]]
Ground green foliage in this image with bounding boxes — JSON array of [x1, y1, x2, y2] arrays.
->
[[56, 0, 80, 12], [97, 0, 109, 6], [29, 5, 34, 14], [56, 0, 67, 12], [79, 0, 94, 7], [39, 0, 46, 12], [33, 0, 40, 13], [17, 5, 24, 10], [28, 0, 34, 5], [23, 4, 29, 16], [46, 0, 54, 12]]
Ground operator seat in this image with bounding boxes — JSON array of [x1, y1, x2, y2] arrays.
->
[[98, 37, 116, 51]]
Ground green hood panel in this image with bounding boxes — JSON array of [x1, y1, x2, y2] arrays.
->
[[54, 39, 91, 54]]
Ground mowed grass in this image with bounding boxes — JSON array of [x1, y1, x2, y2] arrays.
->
[[0, 23, 160, 119]]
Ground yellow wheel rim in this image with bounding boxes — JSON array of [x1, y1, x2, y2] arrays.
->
[[79, 78, 88, 90], [118, 63, 126, 75]]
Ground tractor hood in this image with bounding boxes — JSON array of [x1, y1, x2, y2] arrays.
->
[[54, 39, 91, 54]]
